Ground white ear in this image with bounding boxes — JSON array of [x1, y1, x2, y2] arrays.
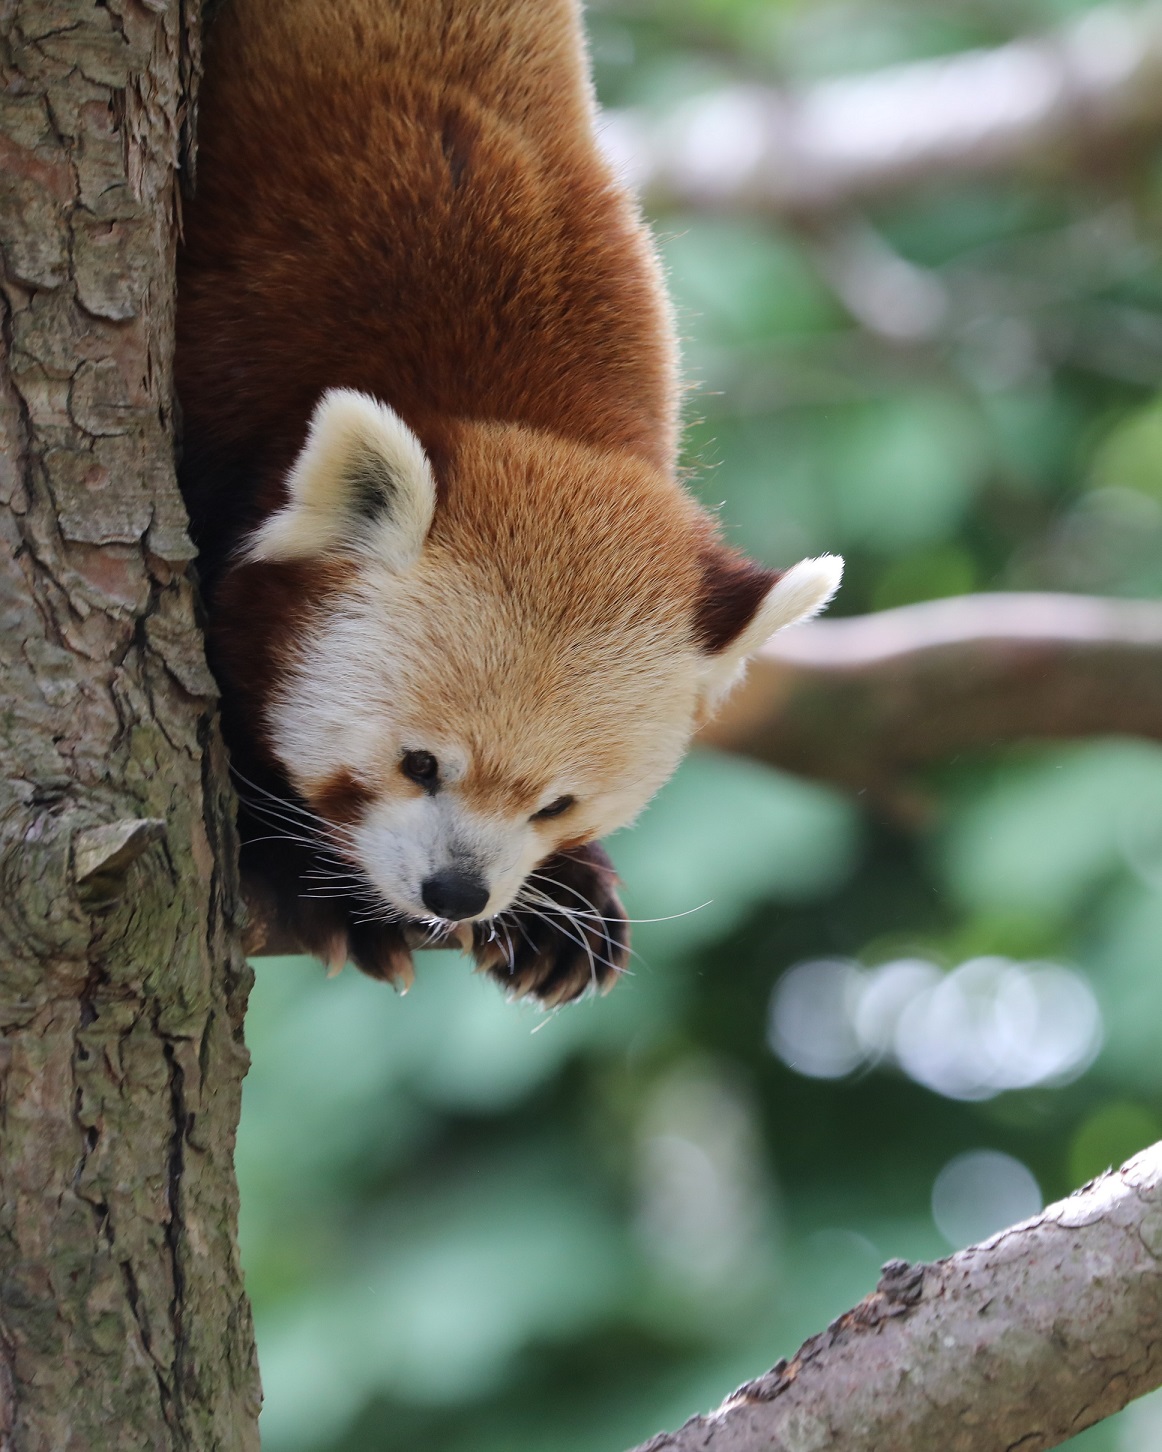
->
[[243, 389, 436, 570], [700, 554, 844, 708]]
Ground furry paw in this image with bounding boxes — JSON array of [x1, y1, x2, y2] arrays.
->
[[239, 826, 418, 991], [238, 788, 626, 1004], [286, 891, 418, 992], [343, 917, 417, 992], [472, 842, 629, 1006]]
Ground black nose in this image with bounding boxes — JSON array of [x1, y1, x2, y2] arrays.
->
[[420, 868, 490, 921]]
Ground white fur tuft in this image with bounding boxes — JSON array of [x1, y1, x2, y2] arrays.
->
[[753, 553, 844, 636], [243, 388, 436, 569], [700, 553, 844, 709]]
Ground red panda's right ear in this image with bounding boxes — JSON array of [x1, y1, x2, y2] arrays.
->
[[242, 389, 436, 570], [695, 548, 843, 712]]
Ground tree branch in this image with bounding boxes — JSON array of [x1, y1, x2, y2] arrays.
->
[[629, 1141, 1162, 1452], [603, 4, 1162, 221], [699, 592, 1162, 807]]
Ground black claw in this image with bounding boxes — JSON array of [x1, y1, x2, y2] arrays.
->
[[474, 841, 630, 1005], [346, 916, 416, 989]]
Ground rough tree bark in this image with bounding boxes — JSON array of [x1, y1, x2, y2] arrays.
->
[[628, 1141, 1162, 1452], [0, 0, 261, 1446]]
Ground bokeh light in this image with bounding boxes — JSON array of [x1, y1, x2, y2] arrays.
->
[[769, 955, 1102, 1099], [634, 1062, 775, 1294], [931, 1150, 1043, 1249]]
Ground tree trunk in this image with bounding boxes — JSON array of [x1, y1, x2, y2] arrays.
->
[[0, 0, 262, 1446]]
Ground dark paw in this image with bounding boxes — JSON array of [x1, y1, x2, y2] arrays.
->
[[472, 842, 630, 1006], [238, 814, 418, 991], [261, 873, 419, 991], [344, 916, 418, 992]]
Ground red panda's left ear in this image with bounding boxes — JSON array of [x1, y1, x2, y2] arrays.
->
[[243, 388, 436, 570], [695, 549, 843, 711]]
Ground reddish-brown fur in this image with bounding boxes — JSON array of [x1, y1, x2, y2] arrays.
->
[[177, 0, 780, 723], [176, 0, 800, 1001], [179, 0, 678, 490], [314, 768, 375, 827]]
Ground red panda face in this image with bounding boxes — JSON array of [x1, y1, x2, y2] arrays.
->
[[244, 391, 842, 926]]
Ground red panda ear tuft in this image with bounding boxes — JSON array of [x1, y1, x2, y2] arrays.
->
[[243, 389, 436, 570], [693, 546, 781, 656], [695, 546, 844, 711]]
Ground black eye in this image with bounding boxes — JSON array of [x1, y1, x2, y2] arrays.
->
[[401, 750, 439, 789], [532, 794, 575, 822]]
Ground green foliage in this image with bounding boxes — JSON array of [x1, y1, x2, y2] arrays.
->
[[239, 3, 1162, 1447]]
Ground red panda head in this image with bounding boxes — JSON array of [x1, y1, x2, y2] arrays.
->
[[237, 389, 842, 925]]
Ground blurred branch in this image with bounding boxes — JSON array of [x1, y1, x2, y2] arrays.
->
[[629, 1141, 1162, 1452], [699, 593, 1162, 806], [603, 5, 1162, 220]]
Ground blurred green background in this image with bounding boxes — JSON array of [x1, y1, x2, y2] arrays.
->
[[239, 1, 1162, 1446]]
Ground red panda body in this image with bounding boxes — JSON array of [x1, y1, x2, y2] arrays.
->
[[179, 0, 677, 540], [177, 0, 841, 1003]]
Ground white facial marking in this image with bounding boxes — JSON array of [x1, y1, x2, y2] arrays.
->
[[352, 794, 530, 921]]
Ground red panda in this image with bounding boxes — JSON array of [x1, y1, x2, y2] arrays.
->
[[175, 0, 842, 1006]]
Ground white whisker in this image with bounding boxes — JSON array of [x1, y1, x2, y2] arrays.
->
[[525, 870, 711, 925], [513, 889, 639, 976], [511, 901, 624, 984]]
